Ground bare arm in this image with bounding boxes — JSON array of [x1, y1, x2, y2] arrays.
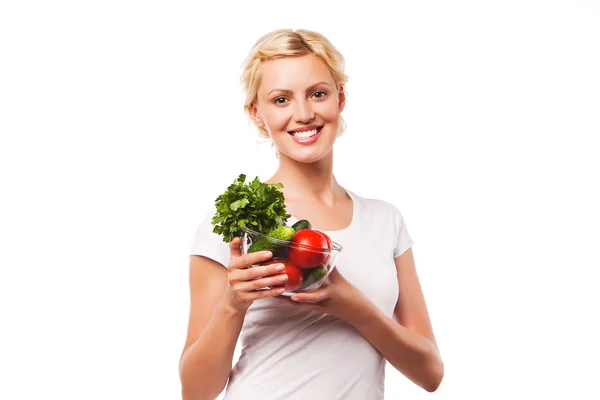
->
[[351, 248, 444, 392], [179, 239, 288, 400], [178, 256, 243, 400], [286, 247, 443, 392]]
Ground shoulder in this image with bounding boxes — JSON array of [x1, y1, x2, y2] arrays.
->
[[189, 205, 231, 266], [347, 189, 411, 236], [346, 188, 415, 257], [347, 189, 404, 217]]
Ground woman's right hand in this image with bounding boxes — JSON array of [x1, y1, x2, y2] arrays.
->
[[223, 237, 288, 312]]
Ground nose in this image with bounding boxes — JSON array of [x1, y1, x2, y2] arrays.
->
[[293, 99, 314, 123]]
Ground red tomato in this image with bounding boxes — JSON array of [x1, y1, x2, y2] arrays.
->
[[316, 230, 332, 249], [264, 259, 304, 292], [288, 229, 328, 268], [315, 230, 332, 264]]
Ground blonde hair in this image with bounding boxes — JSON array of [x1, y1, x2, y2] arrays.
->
[[241, 29, 349, 139]]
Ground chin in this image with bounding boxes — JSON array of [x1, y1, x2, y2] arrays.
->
[[279, 146, 333, 164]]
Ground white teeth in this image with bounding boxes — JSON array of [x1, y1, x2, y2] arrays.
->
[[292, 129, 318, 138]]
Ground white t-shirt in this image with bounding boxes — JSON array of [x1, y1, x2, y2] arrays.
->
[[189, 189, 414, 400]]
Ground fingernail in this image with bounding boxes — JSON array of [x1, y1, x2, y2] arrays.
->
[[278, 274, 288, 281], [274, 264, 285, 271], [291, 296, 300, 301], [263, 251, 273, 258]]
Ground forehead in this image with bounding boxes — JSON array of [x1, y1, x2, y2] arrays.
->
[[258, 55, 335, 94]]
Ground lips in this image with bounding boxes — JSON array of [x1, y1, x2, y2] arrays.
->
[[288, 125, 324, 145], [288, 125, 323, 139]]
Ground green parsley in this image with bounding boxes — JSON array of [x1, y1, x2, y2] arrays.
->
[[211, 174, 291, 243]]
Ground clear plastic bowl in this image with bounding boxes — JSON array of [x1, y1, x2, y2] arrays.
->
[[241, 226, 342, 296]]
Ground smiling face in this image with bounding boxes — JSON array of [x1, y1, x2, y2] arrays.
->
[[251, 55, 346, 164]]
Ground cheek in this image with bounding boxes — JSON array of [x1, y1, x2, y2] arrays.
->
[[262, 108, 291, 132], [317, 100, 341, 122]]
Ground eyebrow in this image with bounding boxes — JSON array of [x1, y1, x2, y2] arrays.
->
[[268, 81, 331, 96]]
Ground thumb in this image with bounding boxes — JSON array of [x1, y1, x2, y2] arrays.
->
[[327, 266, 342, 281], [229, 237, 243, 260]]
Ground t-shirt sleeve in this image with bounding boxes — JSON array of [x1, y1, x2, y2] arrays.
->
[[189, 208, 230, 267], [392, 205, 415, 258]]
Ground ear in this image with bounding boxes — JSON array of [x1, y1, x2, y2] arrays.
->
[[338, 85, 346, 112], [250, 103, 265, 128]]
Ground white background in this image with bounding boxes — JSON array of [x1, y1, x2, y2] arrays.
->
[[1, 1, 599, 399]]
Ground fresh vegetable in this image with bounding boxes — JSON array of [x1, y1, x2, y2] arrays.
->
[[271, 225, 295, 241], [264, 258, 304, 292], [287, 229, 329, 268], [211, 174, 291, 243], [316, 230, 332, 264], [272, 245, 288, 259], [317, 231, 332, 249], [298, 264, 328, 290], [291, 219, 312, 233], [248, 225, 295, 253]]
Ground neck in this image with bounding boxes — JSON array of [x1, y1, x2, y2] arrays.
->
[[267, 150, 342, 204]]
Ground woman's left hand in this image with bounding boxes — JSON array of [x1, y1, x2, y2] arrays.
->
[[279, 267, 372, 325]]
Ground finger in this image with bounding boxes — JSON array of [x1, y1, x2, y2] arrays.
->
[[229, 261, 285, 282], [276, 296, 305, 308], [229, 237, 243, 259], [327, 266, 341, 281], [233, 273, 288, 292], [245, 286, 286, 300], [229, 250, 273, 270], [276, 296, 297, 305], [291, 290, 326, 303], [277, 296, 325, 314]]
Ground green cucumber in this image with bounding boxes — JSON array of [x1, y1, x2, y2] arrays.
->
[[248, 225, 295, 253], [269, 225, 295, 241], [298, 264, 328, 290], [291, 219, 311, 233], [272, 246, 288, 259]]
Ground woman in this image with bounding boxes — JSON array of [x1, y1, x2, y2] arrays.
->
[[179, 28, 444, 399]]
